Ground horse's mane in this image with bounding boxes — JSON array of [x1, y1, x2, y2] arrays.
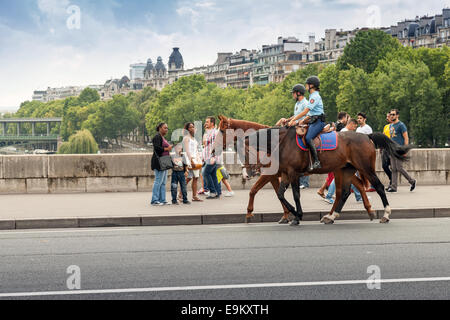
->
[[245, 126, 295, 153]]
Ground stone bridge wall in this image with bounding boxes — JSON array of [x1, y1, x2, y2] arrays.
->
[[0, 149, 448, 194]]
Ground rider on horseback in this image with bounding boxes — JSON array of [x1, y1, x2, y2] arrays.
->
[[288, 76, 325, 171], [276, 84, 308, 127]]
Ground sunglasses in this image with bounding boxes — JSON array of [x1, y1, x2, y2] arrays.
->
[[390, 114, 397, 116]]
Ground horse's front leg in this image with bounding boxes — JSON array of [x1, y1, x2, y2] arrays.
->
[[268, 175, 291, 224], [246, 175, 271, 223], [291, 179, 304, 222], [277, 175, 301, 226]]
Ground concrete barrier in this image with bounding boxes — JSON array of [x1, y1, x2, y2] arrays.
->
[[0, 149, 448, 194]]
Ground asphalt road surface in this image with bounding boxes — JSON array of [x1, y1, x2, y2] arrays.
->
[[0, 218, 449, 300]]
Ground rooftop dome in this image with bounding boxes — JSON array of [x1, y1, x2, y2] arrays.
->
[[155, 56, 166, 71], [120, 76, 130, 87], [144, 59, 154, 73], [168, 47, 184, 70]]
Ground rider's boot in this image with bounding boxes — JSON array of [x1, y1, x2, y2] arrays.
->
[[307, 139, 321, 171]]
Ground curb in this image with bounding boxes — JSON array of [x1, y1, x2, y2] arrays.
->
[[1, 208, 449, 230]]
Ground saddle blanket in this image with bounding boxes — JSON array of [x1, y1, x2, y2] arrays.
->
[[296, 131, 338, 151]]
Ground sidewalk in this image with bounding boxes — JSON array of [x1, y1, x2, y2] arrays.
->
[[0, 185, 449, 230]]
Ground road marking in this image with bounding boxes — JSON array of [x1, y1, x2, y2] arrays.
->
[[1, 277, 450, 298]]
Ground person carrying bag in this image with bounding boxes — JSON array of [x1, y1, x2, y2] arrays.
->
[[151, 122, 173, 206]]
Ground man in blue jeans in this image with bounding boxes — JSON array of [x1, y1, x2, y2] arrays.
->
[[203, 116, 221, 199]]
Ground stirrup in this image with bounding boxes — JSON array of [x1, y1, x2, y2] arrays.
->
[[309, 161, 321, 171]]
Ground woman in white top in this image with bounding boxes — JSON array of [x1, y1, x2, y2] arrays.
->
[[183, 122, 203, 202]]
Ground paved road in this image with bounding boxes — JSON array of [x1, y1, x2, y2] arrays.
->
[[0, 218, 449, 300]]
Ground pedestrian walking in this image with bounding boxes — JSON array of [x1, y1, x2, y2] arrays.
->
[[382, 112, 393, 187], [386, 109, 416, 193], [151, 122, 173, 206]]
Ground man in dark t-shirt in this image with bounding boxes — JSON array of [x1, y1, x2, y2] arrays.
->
[[386, 109, 416, 193]]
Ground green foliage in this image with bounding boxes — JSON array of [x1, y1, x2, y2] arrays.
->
[[373, 58, 445, 146], [83, 95, 139, 143], [319, 64, 340, 121], [78, 88, 100, 105], [337, 29, 402, 74], [58, 129, 99, 154], [336, 66, 377, 126]]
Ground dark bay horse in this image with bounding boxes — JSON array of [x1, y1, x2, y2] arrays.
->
[[216, 115, 375, 224], [242, 126, 411, 225]]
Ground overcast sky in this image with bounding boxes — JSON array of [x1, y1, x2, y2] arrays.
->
[[0, 0, 448, 109]]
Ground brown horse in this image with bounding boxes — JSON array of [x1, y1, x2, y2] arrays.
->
[[242, 126, 411, 225], [216, 115, 375, 224], [216, 115, 291, 223]]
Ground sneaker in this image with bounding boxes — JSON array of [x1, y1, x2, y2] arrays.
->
[[204, 191, 211, 197], [197, 189, 205, 195], [183, 201, 191, 205], [162, 202, 171, 206], [323, 197, 334, 204], [206, 194, 220, 200], [300, 185, 306, 189], [386, 187, 397, 193], [151, 202, 161, 206], [410, 180, 416, 192], [224, 191, 235, 197]]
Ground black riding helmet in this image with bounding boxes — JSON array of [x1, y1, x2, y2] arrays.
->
[[306, 76, 320, 90], [291, 84, 306, 96]]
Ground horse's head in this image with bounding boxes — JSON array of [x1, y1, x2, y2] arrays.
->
[[240, 131, 268, 179], [217, 115, 236, 152]]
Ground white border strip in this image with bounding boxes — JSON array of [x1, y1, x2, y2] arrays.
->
[[1, 277, 450, 298]]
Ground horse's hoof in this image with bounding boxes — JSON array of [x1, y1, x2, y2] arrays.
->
[[278, 218, 289, 224], [289, 220, 300, 226], [380, 217, 390, 224], [368, 211, 376, 221], [323, 218, 335, 225]]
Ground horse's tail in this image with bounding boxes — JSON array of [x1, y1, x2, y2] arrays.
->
[[368, 133, 412, 162]]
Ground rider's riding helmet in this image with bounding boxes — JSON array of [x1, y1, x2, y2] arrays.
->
[[291, 84, 306, 96], [306, 76, 320, 90]]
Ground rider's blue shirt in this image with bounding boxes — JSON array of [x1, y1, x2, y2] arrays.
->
[[294, 97, 308, 120], [307, 91, 324, 116]]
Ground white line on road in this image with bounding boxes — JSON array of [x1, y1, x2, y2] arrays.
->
[[1, 277, 450, 298]]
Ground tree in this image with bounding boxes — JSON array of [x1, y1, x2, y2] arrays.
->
[[78, 88, 100, 105], [58, 129, 99, 154], [146, 75, 208, 137], [129, 87, 159, 144], [337, 29, 402, 74], [83, 95, 139, 145], [319, 64, 340, 121], [336, 66, 377, 127], [372, 58, 445, 146]]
